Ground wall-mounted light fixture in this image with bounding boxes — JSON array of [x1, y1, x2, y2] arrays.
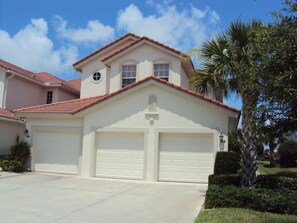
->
[[24, 129, 30, 138], [219, 133, 225, 151]]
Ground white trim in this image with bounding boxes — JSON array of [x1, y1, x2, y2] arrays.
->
[[91, 71, 103, 84]]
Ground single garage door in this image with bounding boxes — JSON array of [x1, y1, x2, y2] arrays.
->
[[34, 131, 81, 174], [159, 133, 214, 183], [95, 132, 144, 180]]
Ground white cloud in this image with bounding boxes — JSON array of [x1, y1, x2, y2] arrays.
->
[[53, 16, 115, 45], [0, 18, 78, 76], [117, 3, 220, 51]]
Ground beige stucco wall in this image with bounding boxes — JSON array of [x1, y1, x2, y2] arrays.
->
[[180, 67, 190, 89], [6, 76, 44, 110], [25, 117, 83, 141], [80, 83, 231, 178], [0, 119, 25, 154], [80, 43, 189, 98], [81, 60, 108, 98]]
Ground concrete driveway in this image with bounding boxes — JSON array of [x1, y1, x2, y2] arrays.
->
[[0, 173, 207, 223]]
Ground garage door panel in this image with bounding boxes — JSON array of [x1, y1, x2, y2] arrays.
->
[[35, 131, 80, 174], [96, 132, 144, 180], [159, 133, 214, 183]]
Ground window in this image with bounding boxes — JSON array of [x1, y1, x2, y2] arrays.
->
[[92, 72, 102, 82], [122, 65, 136, 88], [46, 91, 53, 104], [154, 64, 169, 81]]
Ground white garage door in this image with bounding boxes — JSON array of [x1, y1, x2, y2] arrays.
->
[[95, 132, 144, 180], [34, 131, 81, 174], [159, 133, 214, 183]]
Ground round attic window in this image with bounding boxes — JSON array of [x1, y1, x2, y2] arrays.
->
[[92, 72, 102, 82]]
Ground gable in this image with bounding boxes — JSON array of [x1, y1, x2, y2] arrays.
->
[[108, 43, 184, 88], [82, 82, 232, 132], [73, 33, 140, 72]]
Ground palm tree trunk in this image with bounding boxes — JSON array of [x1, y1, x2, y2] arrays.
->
[[241, 93, 258, 187]]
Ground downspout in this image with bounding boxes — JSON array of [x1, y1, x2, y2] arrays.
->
[[3, 71, 15, 109]]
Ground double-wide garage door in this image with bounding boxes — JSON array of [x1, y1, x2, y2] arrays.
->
[[34, 131, 80, 174], [94, 132, 214, 183], [95, 132, 144, 180], [159, 133, 214, 183]]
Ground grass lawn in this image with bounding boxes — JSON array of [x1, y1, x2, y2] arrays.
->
[[195, 208, 297, 223], [257, 161, 297, 176]]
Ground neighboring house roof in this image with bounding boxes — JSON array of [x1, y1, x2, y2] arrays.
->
[[66, 78, 81, 91], [0, 59, 79, 93], [0, 108, 20, 121], [0, 59, 34, 79], [14, 76, 240, 115]]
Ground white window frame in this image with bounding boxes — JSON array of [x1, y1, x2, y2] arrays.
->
[[153, 63, 169, 81], [121, 64, 136, 88]]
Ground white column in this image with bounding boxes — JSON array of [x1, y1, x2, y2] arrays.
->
[[80, 129, 95, 177], [145, 126, 157, 181]]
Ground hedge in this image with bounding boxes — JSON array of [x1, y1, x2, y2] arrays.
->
[[205, 185, 297, 215], [208, 174, 241, 187], [256, 175, 297, 190], [214, 152, 241, 175], [0, 160, 22, 172], [278, 141, 297, 167]]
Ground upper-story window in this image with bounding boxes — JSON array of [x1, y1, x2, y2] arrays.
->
[[122, 65, 136, 88], [154, 64, 169, 81], [46, 91, 53, 104]]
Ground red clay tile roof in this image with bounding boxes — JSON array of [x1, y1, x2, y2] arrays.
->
[[0, 59, 35, 79], [66, 78, 81, 91], [102, 36, 186, 62], [73, 33, 140, 69], [14, 95, 105, 114], [0, 108, 19, 120], [14, 76, 240, 115], [0, 59, 79, 93], [33, 72, 79, 92]]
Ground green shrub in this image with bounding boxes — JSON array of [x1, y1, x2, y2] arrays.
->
[[0, 154, 12, 160], [256, 175, 297, 190], [0, 160, 22, 172], [205, 185, 297, 215], [209, 174, 241, 186], [10, 135, 31, 166], [214, 152, 241, 175], [228, 131, 242, 154], [278, 140, 297, 167]]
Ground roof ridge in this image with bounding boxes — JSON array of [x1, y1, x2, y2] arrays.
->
[[0, 59, 35, 76], [73, 33, 140, 68], [34, 72, 63, 83], [101, 36, 185, 62]]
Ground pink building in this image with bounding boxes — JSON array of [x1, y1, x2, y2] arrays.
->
[[0, 59, 80, 153]]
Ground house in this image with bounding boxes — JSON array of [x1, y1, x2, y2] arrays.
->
[[0, 59, 80, 154], [14, 33, 240, 183]]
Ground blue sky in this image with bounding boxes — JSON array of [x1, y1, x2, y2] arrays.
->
[[0, 0, 285, 109]]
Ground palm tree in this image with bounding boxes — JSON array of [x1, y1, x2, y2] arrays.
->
[[191, 21, 262, 187]]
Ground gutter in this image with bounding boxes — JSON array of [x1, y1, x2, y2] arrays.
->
[[0, 116, 25, 124], [3, 72, 15, 108]]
